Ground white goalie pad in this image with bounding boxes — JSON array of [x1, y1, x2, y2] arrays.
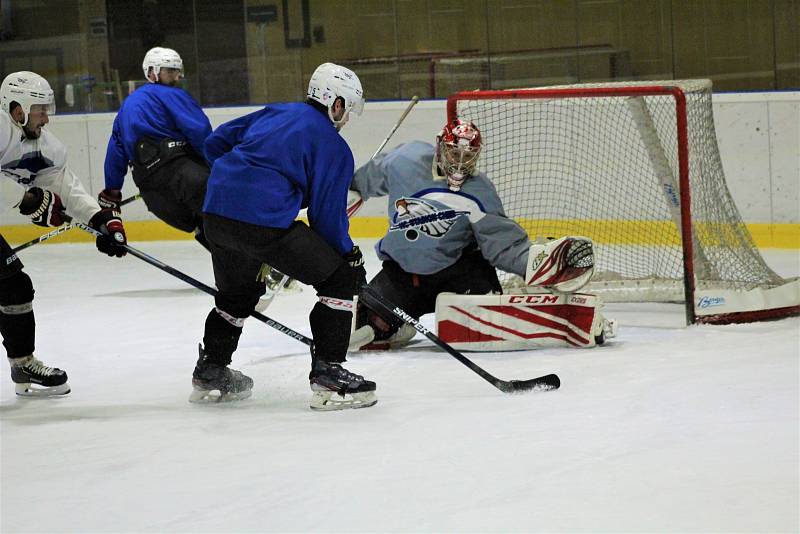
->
[[435, 292, 616, 351]]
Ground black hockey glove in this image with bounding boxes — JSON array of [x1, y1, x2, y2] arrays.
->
[[89, 209, 128, 258], [97, 188, 122, 211], [344, 245, 367, 288], [19, 187, 67, 227]]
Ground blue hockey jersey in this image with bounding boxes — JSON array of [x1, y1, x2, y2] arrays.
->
[[203, 102, 354, 255], [104, 83, 211, 190], [352, 141, 531, 276]]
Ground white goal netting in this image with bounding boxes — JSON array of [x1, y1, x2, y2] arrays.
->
[[449, 80, 795, 321]]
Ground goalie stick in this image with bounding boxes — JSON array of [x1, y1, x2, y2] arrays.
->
[[361, 286, 560, 394], [73, 221, 314, 348], [371, 95, 419, 160]]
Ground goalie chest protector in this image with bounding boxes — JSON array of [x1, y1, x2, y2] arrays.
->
[[435, 292, 602, 351]]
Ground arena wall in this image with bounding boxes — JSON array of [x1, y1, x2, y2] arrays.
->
[[1, 92, 797, 248]]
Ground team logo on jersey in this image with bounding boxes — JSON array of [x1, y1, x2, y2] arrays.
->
[[388, 197, 468, 241]]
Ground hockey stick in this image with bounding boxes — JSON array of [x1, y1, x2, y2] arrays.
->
[[371, 95, 420, 160], [11, 192, 142, 255], [72, 221, 314, 348], [120, 193, 141, 206], [11, 223, 76, 256], [361, 286, 560, 394], [266, 96, 421, 297]]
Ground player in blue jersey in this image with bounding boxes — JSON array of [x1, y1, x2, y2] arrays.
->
[[101, 47, 212, 246], [102, 47, 292, 302], [191, 63, 375, 411], [348, 120, 599, 350]]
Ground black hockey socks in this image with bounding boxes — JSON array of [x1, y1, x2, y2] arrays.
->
[[202, 307, 244, 366], [0, 271, 35, 359]]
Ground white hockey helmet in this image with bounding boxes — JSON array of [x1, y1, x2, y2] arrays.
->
[[142, 47, 183, 82], [307, 62, 365, 129], [0, 71, 55, 125]]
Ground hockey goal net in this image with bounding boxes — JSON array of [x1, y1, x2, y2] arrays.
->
[[447, 80, 799, 325]]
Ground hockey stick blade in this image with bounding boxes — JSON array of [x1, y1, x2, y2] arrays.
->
[[361, 286, 560, 394], [496, 374, 561, 394]]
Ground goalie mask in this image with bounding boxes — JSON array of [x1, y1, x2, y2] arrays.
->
[[1, 71, 55, 126], [434, 119, 482, 192], [142, 47, 183, 82], [307, 62, 365, 131]]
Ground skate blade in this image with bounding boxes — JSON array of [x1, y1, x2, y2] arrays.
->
[[188, 386, 252, 404], [310, 390, 377, 411], [15, 382, 71, 397]]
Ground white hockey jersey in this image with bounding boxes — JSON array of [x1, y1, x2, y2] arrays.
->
[[352, 141, 531, 276], [0, 112, 100, 223]]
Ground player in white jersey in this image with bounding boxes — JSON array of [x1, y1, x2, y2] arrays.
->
[[349, 119, 607, 350], [0, 71, 128, 396]]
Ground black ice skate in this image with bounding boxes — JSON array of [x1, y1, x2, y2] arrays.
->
[[189, 345, 253, 403], [309, 360, 377, 411], [9, 355, 70, 397]]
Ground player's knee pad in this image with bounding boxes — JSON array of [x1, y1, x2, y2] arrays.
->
[[317, 263, 359, 301], [214, 295, 258, 320], [0, 271, 34, 311]]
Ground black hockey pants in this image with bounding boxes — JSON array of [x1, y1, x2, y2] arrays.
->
[[132, 155, 209, 234], [202, 213, 360, 366], [358, 247, 502, 337]]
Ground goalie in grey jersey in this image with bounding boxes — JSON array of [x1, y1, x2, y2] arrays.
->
[[349, 119, 613, 351]]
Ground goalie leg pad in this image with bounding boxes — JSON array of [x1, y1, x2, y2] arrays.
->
[[436, 292, 613, 350]]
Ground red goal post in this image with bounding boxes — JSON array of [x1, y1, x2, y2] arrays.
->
[[447, 80, 799, 325]]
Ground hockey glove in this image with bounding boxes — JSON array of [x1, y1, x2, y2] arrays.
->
[[344, 246, 367, 288], [89, 209, 128, 258], [97, 188, 122, 211], [19, 187, 67, 228]]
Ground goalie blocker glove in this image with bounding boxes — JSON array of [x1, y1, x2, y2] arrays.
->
[[18, 187, 66, 227], [88, 209, 128, 257]]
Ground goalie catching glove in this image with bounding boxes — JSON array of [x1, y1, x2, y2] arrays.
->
[[526, 236, 594, 293]]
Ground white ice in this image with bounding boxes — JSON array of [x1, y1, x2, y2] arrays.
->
[[1, 239, 798, 533]]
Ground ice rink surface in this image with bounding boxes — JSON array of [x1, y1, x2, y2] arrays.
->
[[1, 239, 798, 533]]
